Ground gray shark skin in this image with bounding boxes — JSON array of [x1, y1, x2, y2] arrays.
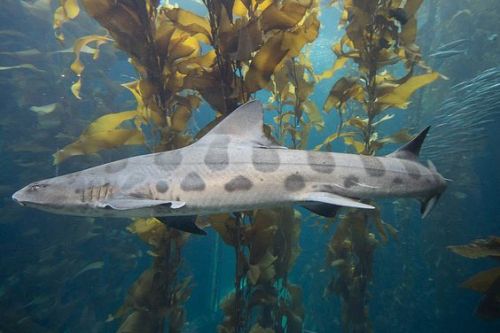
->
[[12, 101, 447, 230]]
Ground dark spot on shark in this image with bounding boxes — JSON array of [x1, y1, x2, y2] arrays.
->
[[181, 172, 206, 191], [402, 161, 421, 179], [307, 151, 335, 173], [156, 180, 169, 193], [284, 174, 305, 192], [75, 188, 82, 194], [344, 175, 359, 188], [105, 159, 128, 173], [154, 150, 183, 171], [224, 175, 253, 192], [393, 177, 403, 184], [205, 136, 230, 171], [361, 156, 386, 177], [122, 173, 146, 190], [252, 148, 280, 173]]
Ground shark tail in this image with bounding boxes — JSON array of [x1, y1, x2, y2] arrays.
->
[[388, 128, 446, 219], [420, 193, 442, 219], [420, 160, 443, 219]]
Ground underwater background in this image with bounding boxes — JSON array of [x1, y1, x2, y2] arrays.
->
[[0, 0, 499, 332]]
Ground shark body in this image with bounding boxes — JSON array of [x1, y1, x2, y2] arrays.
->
[[12, 101, 447, 234]]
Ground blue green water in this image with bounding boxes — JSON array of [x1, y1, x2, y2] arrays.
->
[[1, 1, 499, 332]]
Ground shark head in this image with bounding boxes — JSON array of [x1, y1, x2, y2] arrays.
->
[[12, 173, 89, 215]]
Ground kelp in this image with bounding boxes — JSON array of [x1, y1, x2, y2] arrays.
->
[[268, 54, 322, 149], [322, 0, 439, 331], [69, 35, 112, 99], [48, 1, 319, 332], [215, 208, 303, 333], [53, 0, 81, 41], [448, 237, 500, 259], [51, 1, 208, 331], [190, 2, 318, 332], [449, 237, 500, 319], [0, 3, 155, 332], [112, 218, 192, 333], [53, 110, 144, 164]]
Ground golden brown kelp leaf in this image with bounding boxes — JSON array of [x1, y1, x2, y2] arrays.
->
[[244, 33, 289, 92], [260, 0, 311, 31], [376, 72, 440, 109], [53, 110, 144, 164], [370, 207, 398, 243], [247, 249, 278, 285], [228, 19, 263, 61], [127, 218, 167, 248], [245, 210, 278, 262], [30, 103, 60, 115], [210, 214, 239, 247], [448, 237, 500, 259], [81, 0, 155, 63], [323, 76, 364, 112], [69, 35, 112, 99], [233, 0, 273, 17], [53, 0, 81, 41], [315, 55, 349, 81], [461, 268, 500, 293], [313, 131, 355, 151], [162, 8, 211, 44], [245, 5, 319, 92], [367, 128, 412, 152], [343, 136, 365, 154]]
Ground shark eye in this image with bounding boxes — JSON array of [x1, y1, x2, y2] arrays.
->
[[29, 184, 47, 191]]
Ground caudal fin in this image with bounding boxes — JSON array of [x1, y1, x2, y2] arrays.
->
[[421, 193, 442, 218]]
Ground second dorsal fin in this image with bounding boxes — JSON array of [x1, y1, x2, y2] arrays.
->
[[194, 100, 284, 148], [387, 126, 430, 160]]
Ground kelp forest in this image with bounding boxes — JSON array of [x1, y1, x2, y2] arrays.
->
[[1, 0, 499, 333]]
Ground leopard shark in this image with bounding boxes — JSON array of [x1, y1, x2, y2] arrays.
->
[[12, 101, 447, 234]]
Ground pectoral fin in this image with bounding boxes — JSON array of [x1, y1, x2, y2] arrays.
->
[[301, 202, 340, 218], [302, 192, 375, 210], [157, 216, 207, 235], [97, 199, 186, 210]]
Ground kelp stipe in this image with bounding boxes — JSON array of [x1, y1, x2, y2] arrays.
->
[[199, 1, 319, 332], [322, 0, 440, 331], [53, 0, 207, 331]]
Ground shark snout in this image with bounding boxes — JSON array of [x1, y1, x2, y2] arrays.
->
[[12, 190, 25, 206], [11, 181, 53, 207]]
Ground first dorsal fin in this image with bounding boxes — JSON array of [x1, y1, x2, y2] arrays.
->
[[194, 100, 284, 148], [388, 126, 430, 160]]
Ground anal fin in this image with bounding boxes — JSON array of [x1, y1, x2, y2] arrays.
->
[[157, 216, 207, 235]]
